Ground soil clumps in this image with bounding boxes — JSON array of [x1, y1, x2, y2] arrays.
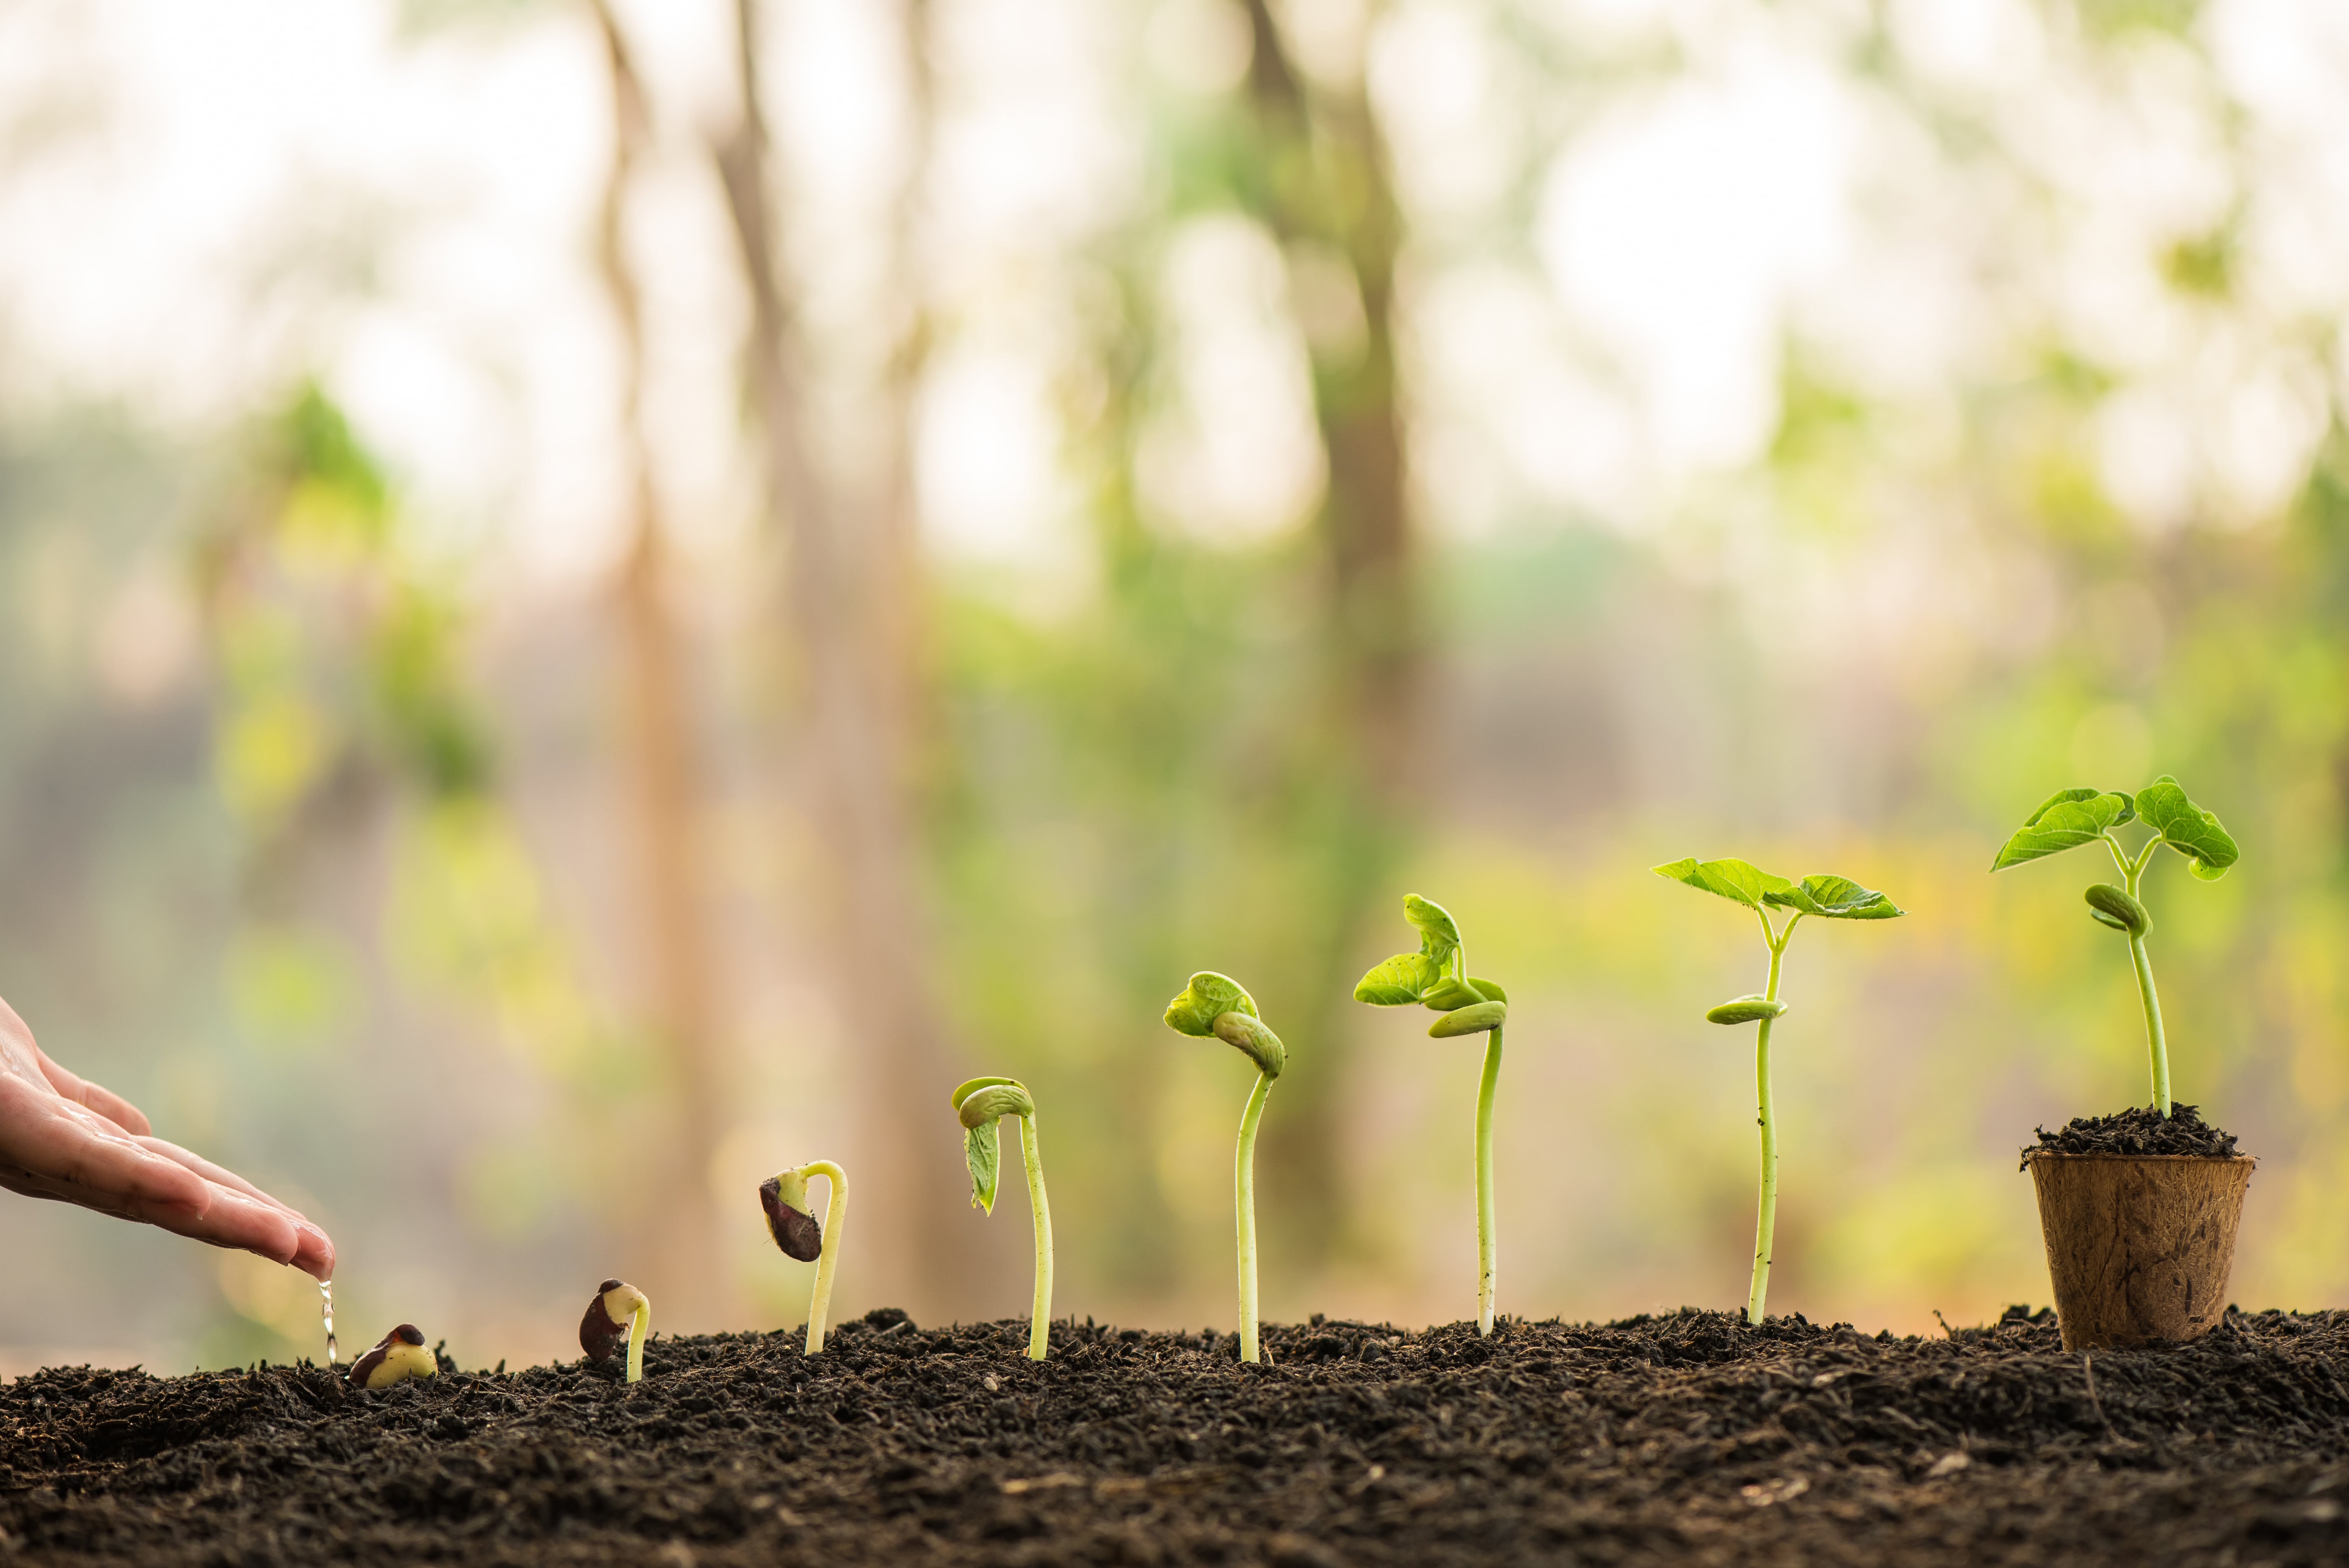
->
[[6, 1305, 2348, 1566], [2026, 1103, 2242, 1161]]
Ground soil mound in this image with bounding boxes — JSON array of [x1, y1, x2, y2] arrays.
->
[[6, 1305, 2348, 1566], [2026, 1103, 2243, 1161]]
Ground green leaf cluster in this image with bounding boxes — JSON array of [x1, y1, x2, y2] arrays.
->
[[1989, 776, 2237, 880], [1353, 895, 1509, 1038], [1162, 973, 1284, 1077], [1651, 859, 1905, 921]]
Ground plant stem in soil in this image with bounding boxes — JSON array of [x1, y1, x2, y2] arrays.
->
[[1017, 1112, 1054, 1360], [1474, 1022, 1503, 1337], [1235, 1069, 1275, 1363], [1746, 913, 1794, 1325], [801, 1161, 849, 1355]]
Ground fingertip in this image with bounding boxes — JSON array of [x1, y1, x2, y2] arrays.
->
[[295, 1224, 337, 1281]]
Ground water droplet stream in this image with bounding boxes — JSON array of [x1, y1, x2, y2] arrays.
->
[[320, 1278, 338, 1367]]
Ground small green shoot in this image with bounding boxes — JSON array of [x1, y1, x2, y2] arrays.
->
[[1990, 776, 2239, 1117], [1162, 971, 1286, 1365], [950, 1077, 1054, 1360], [760, 1160, 849, 1354], [1655, 858, 1903, 1325], [580, 1279, 651, 1382], [1353, 894, 1510, 1336]]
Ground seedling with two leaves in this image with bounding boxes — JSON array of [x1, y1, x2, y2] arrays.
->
[[952, 1077, 1055, 1360], [1654, 858, 1903, 1325], [1353, 895, 1510, 1336], [1989, 775, 2238, 1118], [1162, 972, 1286, 1365]]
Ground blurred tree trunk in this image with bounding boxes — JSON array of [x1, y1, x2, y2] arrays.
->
[[1241, 0, 1423, 1271], [714, 0, 981, 1319], [591, 2, 725, 1327]]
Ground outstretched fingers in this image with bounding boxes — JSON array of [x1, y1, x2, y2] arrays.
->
[[0, 1077, 312, 1271], [140, 1136, 334, 1278]]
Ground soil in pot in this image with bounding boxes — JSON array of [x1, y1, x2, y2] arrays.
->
[[8, 1305, 2349, 1568], [2026, 1105, 2254, 1353]]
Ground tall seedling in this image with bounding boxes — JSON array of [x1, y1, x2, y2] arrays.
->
[[1352, 895, 1510, 1335], [1162, 972, 1286, 1364], [1655, 858, 1904, 1324], [1989, 776, 2238, 1116], [951, 1077, 1055, 1360]]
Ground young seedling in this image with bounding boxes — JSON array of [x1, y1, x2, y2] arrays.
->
[[1161, 972, 1286, 1365], [579, 1278, 652, 1383], [1655, 858, 1903, 1325], [345, 1323, 434, 1389], [760, 1161, 848, 1354], [1989, 776, 2238, 1117], [950, 1078, 1054, 1360], [1353, 894, 1510, 1336]]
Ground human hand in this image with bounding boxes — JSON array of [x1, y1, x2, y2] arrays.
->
[[0, 994, 335, 1279]]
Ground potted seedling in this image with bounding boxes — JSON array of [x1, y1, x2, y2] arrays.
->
[[346, 1324, 435, 1389], [1353, 894, 1510, 1335], [579, 1279, 652, 1382], [951, 1078, 1054, 1360], [760, 1160, 848, 1354], [1162, 972, 1286, 1365], [1655, 857, 1904, 1325], [1991, 776, 2254, 1350]]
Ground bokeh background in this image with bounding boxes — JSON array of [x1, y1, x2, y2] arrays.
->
[[2, 0, 2346, 1376]]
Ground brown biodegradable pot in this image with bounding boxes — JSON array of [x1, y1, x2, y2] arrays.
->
[[2026, 1151, 2256, 1351]]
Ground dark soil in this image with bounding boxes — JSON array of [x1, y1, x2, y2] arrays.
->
[[8, 1304, 2349, 1567], [2026, 1103, 2244, 1161]]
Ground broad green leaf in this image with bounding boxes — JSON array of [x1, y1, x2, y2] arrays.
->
[[1706, 995, 1789, 1025], [1402, 894, 1461, 970], [1428, 999, 1506, 1038], [1652, 857, 1791, 909], [2085, 883, 2149, 935], [1355, 951, 1441, 1006], [1989, 788, 2135, 871], [1164, 972, 1257, 1036], [1214, 1012, 1287, 1077], [1763, 874, 1905, 920], [2134, 776, 2239, 881], [963, 1120, 1000, 1215]]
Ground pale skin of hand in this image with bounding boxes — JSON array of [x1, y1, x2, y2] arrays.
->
[[0, 994, 334, 1280]]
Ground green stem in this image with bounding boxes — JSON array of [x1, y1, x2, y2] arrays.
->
[[801, 1161, 848, 1355], [2122, 857, 2170, 1117], [1473, 1023, 1503, 1337], [1746, 923, 1790, 1327], [1017, 1113, 1054, 1360], [1234, 1070, 1274, 1365]]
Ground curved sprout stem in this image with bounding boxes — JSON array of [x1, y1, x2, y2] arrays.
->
[[1745, 923, 1793, 1326], [1017, 1113, 1054, 1360], [799, 1161, 849, 1355], [1234, 1069, 1275, 1364], [624, 1294, 651, 1384]]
